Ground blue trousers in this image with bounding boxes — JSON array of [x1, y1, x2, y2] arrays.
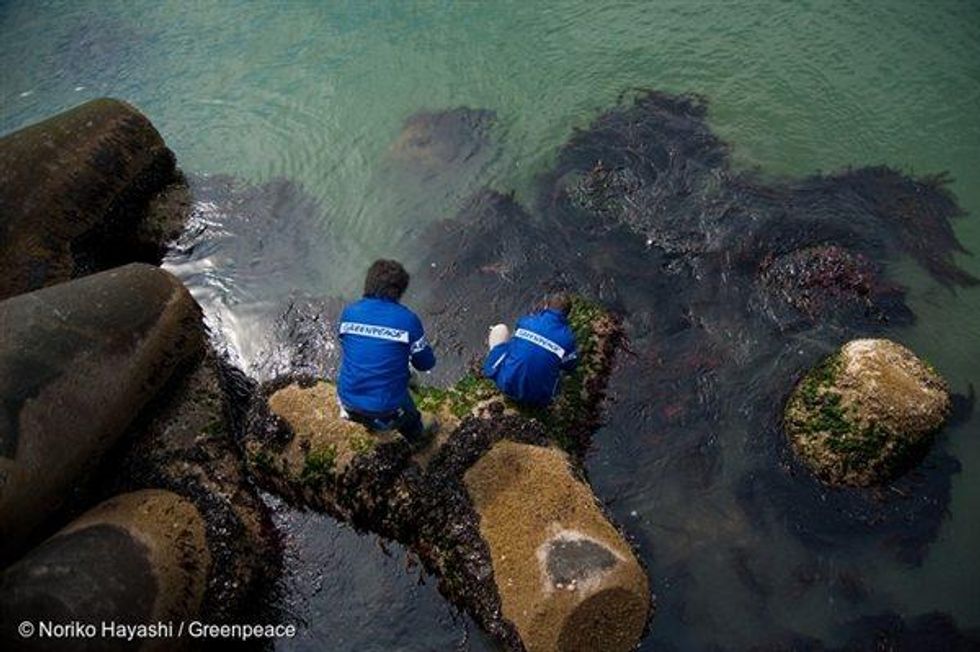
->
[[344, 394, 424, 442]]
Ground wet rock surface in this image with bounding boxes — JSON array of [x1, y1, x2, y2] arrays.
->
[[785, 338, 952, 486], [105, 353, 279, 622], [0, 101, 281, 643], [0, 98, 182, 300], [0, 263, 204, 563]]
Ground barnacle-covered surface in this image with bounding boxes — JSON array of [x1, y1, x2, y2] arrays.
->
[[105, 352, 279, 622]]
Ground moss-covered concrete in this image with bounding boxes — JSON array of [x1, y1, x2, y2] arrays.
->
[[784, 338, 951, 486], [245, 297, 652, 650], [0, 264, 204, 563], [265, 380, 396, 482], [0, 98, 183, 300], [465, 441, 649, 652], [108, 353, 278, 622], [0, 490, 209, 652]]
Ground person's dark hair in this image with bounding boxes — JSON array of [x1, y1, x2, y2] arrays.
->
[[539, 291, 571, 316], [364, 259, 410, 300]]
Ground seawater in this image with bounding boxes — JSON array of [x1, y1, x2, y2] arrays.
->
[[2, 1, 978, 649]]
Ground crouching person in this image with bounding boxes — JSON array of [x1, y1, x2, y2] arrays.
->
[[483, 292, 578, 408], [337, 259, 437, 444]]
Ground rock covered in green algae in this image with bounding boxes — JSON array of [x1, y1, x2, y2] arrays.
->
[[0, 98, 184, 300], [412, 296, 623, 456], [784, 338, 951, 487]]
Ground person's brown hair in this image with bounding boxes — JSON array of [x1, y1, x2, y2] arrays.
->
[[364, 259, 410, 300], [539, 291, 571, 315]]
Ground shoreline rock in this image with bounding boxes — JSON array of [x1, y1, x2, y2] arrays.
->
[[0, 98, 185, 300], [0, 264, 204, 563], [465, 440, 649, 651], [784, 338, 951, 486], [1, 102, 275, 634], [107, 353, 279, 621]]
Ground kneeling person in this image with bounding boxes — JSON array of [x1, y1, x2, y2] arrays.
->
[[337, 259, 436, 443], [483, 292, 578, 407]]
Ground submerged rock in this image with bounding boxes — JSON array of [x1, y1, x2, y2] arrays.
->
[[0, 98, 183, 300], [244, 300, 651, 650], [386, 107, 496, 173], [753, 245, 911, 331], [0, 490, 209, 652], [0, 264, 203, 563], [784, 338, 951, 486]]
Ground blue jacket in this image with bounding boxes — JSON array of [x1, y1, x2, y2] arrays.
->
[[337, 296, 435, 415], [483, 309, 578, 407]]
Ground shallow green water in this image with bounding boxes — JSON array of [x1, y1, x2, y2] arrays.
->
[[3, 1, 978, 649]]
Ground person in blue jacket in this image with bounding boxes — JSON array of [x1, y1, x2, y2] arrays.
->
[[337, 259, 436, 443], [482, 292, 578, 407]]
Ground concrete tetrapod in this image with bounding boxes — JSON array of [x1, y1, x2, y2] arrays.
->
[[466, 441, 648, 652], [0, 489, 209, 652], [0, 98, 184, 300], [0, 264, 203, 562], [245, 299, 653, 650]]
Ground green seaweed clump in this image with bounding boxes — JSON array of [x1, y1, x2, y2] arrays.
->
[[349, 432, 377, 455], [300, 445, 337, 486], [413, 373, 498, 419]]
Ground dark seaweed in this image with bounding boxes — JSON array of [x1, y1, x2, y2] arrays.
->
[[412, 89, 972, 571], [221, 88, 974, 649]]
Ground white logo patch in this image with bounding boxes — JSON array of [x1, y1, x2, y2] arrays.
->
[[513, 328, 565, 359], [340, 321, 410, 343]]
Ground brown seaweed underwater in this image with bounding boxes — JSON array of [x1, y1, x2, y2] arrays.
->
[[165, 90, 977, 648]]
